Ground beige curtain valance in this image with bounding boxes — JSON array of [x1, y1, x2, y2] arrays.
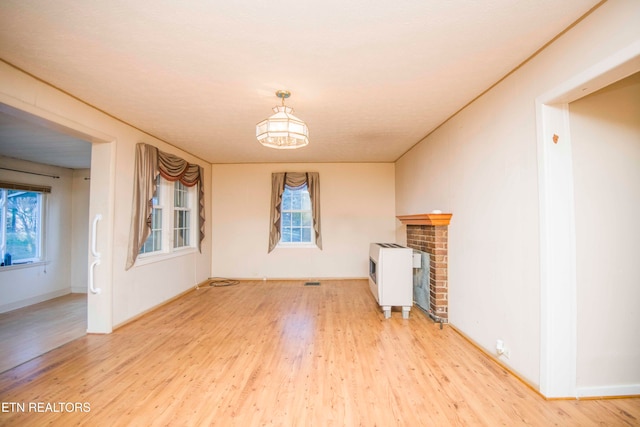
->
[[268, 172, 322, 253], [126, 143, 205, 269]]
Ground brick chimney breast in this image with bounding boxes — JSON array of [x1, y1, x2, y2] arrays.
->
[[397, 214, 452, 322]]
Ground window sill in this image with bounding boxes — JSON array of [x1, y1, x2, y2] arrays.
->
[[0, 260, 48, 272], [135, 247, 197, 267], [276, 243, 318, 249]]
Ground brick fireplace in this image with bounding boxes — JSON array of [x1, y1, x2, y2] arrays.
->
[[397, 213, 452, 322]]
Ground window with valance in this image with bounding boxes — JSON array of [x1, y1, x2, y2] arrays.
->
[[126, 143, 205, 269], [268, 172, 322, 253]]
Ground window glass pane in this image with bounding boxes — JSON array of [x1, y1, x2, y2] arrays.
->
[[291, 190, 301, 210], [291, 227, 302, 242], [151, 175, 161, 205], [140, 207, 162, 254], [174, 181, 188, 208], [4, 190, 41, 262], [301, 192, 311, 210], [173, 210, 190, 248], [174, 228, 189, 247], [292, 212, 301, 226], [152, 230, 162, 251], [281, 228, 291, 242], [302, 228, 311, 242], [152, 208, 162, 228], [281, 212, 291, 226], [281, 189, 291, 210], [302, 212, 312, 227], [142, 229, 161, 253]]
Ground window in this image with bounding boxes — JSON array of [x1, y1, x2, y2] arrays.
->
[[280, 185, 313, 244], [173, 181, 191, 248], [1, 186, 46, 266], [268, 172, 322, 252], [126, 143, 204, 270], [138, 176, 195, 257], [139, 176, 163, 254]]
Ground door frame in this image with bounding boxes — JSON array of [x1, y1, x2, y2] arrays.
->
[[536, 40, 640, 398], [0, 97, 116, 334]]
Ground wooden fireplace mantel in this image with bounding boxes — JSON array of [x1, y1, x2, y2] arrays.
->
[[396, 213, 453, 226]]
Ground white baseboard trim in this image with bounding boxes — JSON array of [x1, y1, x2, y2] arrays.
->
[[0, 288, 70, 313], [577, 384, 640, 398], [217, 277, 369, 282]]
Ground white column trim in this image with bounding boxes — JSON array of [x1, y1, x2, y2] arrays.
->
[[536, 101, 577, 398]]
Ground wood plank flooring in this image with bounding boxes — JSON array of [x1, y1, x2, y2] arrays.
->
[[0, 280, 638, 426], [0, 293, 86, 373]]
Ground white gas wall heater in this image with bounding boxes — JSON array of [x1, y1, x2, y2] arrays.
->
[[368, 243, 413, 319]]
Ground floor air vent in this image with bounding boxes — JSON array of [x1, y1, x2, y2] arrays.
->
[[304, 281, 321, 286]]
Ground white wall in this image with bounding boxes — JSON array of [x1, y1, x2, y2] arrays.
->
[[71, 168, 91, 293], [106, 130, 213, 329], [0, 62, 212, 328], [395, 0, 640, 388], [570, 72, 640, 392], [211, 163, 396, 279], [0, 157, 74, 312]]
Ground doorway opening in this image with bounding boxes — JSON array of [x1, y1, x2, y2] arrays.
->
[[0, 102, 113, 372], [536, 43, 640, 398]]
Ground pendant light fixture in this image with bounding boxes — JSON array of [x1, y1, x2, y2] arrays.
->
[[256, 90, 309, 149]]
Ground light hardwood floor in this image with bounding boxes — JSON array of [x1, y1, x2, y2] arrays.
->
[[0, 293, 86, 373], [0, 280, 638, 426]]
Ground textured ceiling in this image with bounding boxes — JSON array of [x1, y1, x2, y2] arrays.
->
[[0, 110, 92, 169], [0, 0, 601, 165]]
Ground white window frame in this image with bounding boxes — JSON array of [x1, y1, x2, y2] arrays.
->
[[137, 176, 197, 263], [139, 175, 163, 255], [0, 187, 46, 267], [172, 180, 192, 250], [277, 184, 316, 249]]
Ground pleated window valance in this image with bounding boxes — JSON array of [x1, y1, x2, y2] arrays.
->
[[126, 143, 205, 269]]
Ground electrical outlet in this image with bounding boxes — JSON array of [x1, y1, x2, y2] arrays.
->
[[496, 339, 510, 358]]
